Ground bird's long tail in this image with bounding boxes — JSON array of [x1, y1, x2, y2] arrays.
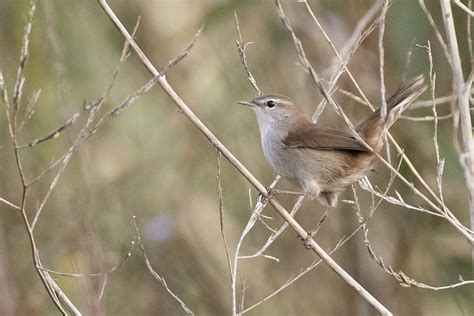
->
[[357, 75, 426, 151]]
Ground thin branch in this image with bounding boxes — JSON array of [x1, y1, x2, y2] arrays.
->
[[161, 25, 203, 75], [239, 196, 304, 260], [216, 152, 233, 283], [239, 276, 247, 313], [359, 178, 442, 218], [353, 177, 474, 292], [362, 222, 474, 290], [234, 12, 262, 95], [454, 0, 474, 16], [26, 17, 141, 188], [425, 41, 446, 203], [468, 0, 473, 67], [378, 0, 391, 164], [439, 0, 474, 258], [306, 0, 382, 122], [38, 239, 134, 278], [378, 0, 390, 120], [400, 112, 457, 121], [27, 152, 68, 186], [232, 193, 269, 315], [334, 77, 457, 109], [329, 0, 385, 68], [45, 274, 81, 316], [90, 75, 160, 134], [30, 21, 151, 231], [239, 223, 364, 315], [0, 198, 21, 210], [5, 2, 76, 313], [419, 0, 462, 148], [17, 112, 80, 149], [131, 217, 194, 315], [418, 0, 452, 66]]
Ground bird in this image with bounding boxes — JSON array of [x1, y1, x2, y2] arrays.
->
[[239, 75, 426, 208]]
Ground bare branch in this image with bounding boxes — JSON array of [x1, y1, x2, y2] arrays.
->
[[216, 152, 233, 282], [3, 2, 80, 313], [468, 0, 473, 67], [359, 178, 442, 218], [0, 198, 21, 210], [38, 241, 134, 278], [239, 276, 247, 313], [329, 0, 385, 68], [378, 0, 390, 120], [131, 217, 194, 315], [400, 112, 457, 121], [362, 223, 474, 290], [454, 0, 474, 16], [120, 16, 141, 63], [239, 224, 364, 315], [45, 274, 81, 316], [304, 0, 383, 123], [439, 0, 474, 258], [418, 0, 452, 66], [162, 25, 203, 75], [234, 13, 262, 95], [239, 196, 303, 260], [378, 0, 391, 163], [17, 112, 80, 149], [232, 193, 268, 314], [90, 75, 160, 134]]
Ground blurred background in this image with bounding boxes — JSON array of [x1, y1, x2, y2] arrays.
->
[[0, 0, 473, 315]]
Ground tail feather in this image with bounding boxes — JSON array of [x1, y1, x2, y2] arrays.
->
[[384, 74, 426, 128], [357, 75, 426, 151]]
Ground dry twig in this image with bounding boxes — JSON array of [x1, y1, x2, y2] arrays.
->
[[216, 152, 233, 282], [132, 217, 194, 315], [235, 13, 262, 95], [439, 0, 474, 261]]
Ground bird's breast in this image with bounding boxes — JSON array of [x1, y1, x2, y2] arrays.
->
[[260, 129, 292, 177]]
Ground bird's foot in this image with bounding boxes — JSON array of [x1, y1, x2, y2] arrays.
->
[[257, 187, 275, 203], [299, 207, 332, 249], [299, 231, 316, 249], [259, 187, 304, 203]]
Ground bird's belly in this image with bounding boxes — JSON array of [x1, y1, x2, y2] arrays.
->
[[262, 140, 370, 196], [262, 141, 325, 194]]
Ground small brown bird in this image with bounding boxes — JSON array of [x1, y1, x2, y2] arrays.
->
[[239, 75, 426, 207]]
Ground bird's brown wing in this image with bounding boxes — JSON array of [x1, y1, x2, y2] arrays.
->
[[283, 124, 370, 152]]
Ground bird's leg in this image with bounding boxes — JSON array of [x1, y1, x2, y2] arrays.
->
[[301, 206, 332, 249]]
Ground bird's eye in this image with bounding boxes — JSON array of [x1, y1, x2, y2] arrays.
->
[[266, 100, 276, 108]]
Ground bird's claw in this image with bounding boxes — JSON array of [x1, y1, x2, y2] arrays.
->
[[299, 232, 315, 249], [265, 186, 276, 198], [259, 186, 276, 203]]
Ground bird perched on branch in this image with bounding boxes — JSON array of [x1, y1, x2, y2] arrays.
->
[[239, 75, 426, 208]]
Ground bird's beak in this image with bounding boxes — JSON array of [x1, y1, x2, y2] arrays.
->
[[237, 100, 255, 107]]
